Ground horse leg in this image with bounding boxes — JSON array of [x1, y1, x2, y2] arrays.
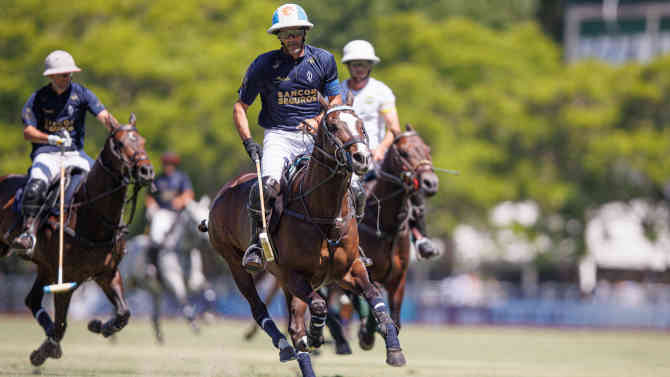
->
[[88, 270, 130, 338], [285, 274, 328, 349], [341, 259, 406, 367], [386, 270, 408, 331], [158, 248, 198, 333], [30, 288, 73, 366], [326, 310, 352, 355], [151, 284, 164, 344], [244, 272, 281, 341], [285, 291, 316, 377], [25, 272, 60, 366], [228, 262, 295, 362]]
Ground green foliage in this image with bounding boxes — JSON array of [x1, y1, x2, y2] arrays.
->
[[1, 0, 668, 266]]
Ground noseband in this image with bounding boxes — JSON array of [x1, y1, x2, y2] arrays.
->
[[377, 131, 433, 194], [106, 125, 151, 183], [311, 106, 368, 172]]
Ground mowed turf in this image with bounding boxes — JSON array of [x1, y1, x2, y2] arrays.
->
[[1, 315, 670, 377]]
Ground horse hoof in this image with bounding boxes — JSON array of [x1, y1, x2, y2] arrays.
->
[[335, 340, 352, 355], [88, 319, 103, 334], [29, 349, 46, 366], [386, 349, 406, 367], [358, 329, 375, 351], [307, 334, 324, 349], [279, 345, 296, 362]]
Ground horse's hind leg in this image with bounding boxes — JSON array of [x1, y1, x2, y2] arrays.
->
[[228, 261, 295, 362], [244, 272, 281, 341], [341, 259, 406, 367], [88, 270, 130, 337]]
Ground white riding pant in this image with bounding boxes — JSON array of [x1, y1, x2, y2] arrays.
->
[[149, 208, 185, 250], [261, 129, 314, 182], [29, 150, 94, 184]]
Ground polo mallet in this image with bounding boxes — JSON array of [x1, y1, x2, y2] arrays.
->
[[255, 158, 274, 262], [44, 144, 77, 294]]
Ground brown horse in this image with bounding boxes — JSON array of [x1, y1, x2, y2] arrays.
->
[[206, 99, 406, 377], [0, 114, 154, 366], [357, 125, 439, 349]]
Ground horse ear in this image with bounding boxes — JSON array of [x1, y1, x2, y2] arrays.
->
[[345, 90, 354, 107], [129, 113, 136, 127], [405, 123, 413, 132], [317, 92, 329, 110]]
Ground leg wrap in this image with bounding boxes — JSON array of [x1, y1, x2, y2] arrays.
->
[[34, 308, 55, 338]]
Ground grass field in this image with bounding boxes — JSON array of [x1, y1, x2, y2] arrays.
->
[[1, 315, 670, 377]]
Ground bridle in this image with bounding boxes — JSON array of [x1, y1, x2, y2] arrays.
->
[[363, 131, 434, 239], [285, 105, 368, 252], [376, 131, 433, 200], [58, 124, 152, 249], [293, 106, 367, 200]]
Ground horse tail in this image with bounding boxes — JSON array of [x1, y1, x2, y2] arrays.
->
[[198, 219, 208, 233]]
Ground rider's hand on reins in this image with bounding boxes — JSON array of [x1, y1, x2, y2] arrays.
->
[[298, 118, 318, 135]]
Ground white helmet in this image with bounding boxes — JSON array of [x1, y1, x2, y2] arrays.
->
[[43, 50, 81, 76], [267, 3, 314, 34], [342, 40, 380, 64]]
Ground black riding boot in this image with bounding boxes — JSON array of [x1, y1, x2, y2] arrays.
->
[[409, 193, 439, 259], [12, 179, 47, 255], [242, 178, 279, 273]]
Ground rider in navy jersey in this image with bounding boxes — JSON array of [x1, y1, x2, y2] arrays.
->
[[13, 50, 118, 254], [233, 3, 342, 272]]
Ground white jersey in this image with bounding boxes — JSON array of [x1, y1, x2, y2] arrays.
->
[[340, 77, 396, 151]]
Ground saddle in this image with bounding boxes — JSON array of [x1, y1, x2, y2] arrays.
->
[[12, 167, 88, 231], [266, 155, 311, 235]]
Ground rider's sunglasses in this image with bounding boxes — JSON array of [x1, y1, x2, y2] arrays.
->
[[277, 29, 305, 40], [52, 73, 72, 79], [349, 61, 372, 69]]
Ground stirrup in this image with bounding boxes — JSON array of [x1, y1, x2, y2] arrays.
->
[[358, 246, 373, 267], [12, 232, 36, 255], [242, 244, 264, 273]]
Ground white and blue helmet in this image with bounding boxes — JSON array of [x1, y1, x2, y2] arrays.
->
[[267, 3, 314, 34]]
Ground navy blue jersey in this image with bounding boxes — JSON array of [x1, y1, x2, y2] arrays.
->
[[238, 44, 340, 132], [150, 170, 193, 211], [22, 82, 105, 160]]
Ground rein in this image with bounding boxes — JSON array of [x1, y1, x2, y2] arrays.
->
[[58, 125, 148, 249], [284, 107, 364, 252], [363, 131, 433, 239]]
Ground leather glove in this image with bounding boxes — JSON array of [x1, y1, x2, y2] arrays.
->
[[243, 138, 262, 162], [47, 130, 72, 148]]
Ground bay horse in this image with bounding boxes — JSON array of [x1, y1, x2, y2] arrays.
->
[[0, 114, 154, 366], [205, 97, 406, 377], [357, 125, 438, 349]]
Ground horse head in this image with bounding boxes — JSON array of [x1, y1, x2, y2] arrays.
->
[[385, 124, 438, 196], [103, 113, 155, 186], [314, 93, 371, 176]]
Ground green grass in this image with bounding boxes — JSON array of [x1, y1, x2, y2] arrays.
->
[[1, 315, 670, 377]]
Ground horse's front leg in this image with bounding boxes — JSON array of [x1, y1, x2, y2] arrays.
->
[[341, 258, 407, 367], [26, 271, 64, 366], [88, 270, 130, 337], [285, 292, 316, 377], [285, 274, 328, 349]]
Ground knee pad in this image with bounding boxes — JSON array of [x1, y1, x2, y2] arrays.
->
[[23, 179, 48, 216]]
